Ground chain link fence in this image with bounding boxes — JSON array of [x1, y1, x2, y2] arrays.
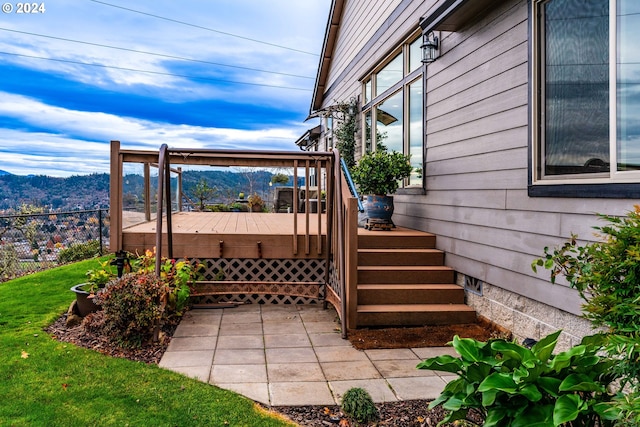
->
[[0, 209, 109, 282]]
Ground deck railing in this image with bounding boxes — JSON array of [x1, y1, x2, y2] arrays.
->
[[110, 141, 360, 333]]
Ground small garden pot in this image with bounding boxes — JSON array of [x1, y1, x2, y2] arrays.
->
[[366, 195, 394, 223], [70, 283, 100, 317]]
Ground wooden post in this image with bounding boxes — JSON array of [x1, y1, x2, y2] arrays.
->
[[144, 163, 151, 222], [345, 194, 359, 331], [109, 140, 122, 252]]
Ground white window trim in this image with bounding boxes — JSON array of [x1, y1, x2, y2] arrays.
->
[[531, 0, 640, 187]]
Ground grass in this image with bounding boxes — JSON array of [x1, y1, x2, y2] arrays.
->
[[0, 259, 293, 427]]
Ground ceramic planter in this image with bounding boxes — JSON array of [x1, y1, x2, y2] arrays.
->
[[366, 194, 394, 223], [70, 283, 100, 316]]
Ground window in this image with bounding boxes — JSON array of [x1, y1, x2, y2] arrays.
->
[[533, 0, 640, 186], [362, 33, 423, 188]]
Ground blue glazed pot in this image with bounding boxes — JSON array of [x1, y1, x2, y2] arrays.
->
[[366, 195, 394, 222]]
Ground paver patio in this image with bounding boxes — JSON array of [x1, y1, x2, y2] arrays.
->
[[159, 304, 458, 406]]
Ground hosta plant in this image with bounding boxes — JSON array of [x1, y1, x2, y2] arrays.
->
[[418, 331, 618, 426]]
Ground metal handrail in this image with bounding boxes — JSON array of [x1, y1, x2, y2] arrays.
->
[[155, 143, 174, 276], [340, 158, 364, 212]]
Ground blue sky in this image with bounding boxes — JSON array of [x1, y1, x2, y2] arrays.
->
[[0, 0, 330, 177]]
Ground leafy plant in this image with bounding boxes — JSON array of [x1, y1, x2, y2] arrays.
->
[[57, 239, 101, 263], [532, 206, 640, 405], [333, 100, 358, 170], [270, 173, 290, 185], [419, 331, 618, 426], [248, 192, 265, 209], [95, 273, 167, 347], [192, 178, 218, 211], [531, 206, 640, 334], [341, 387, 379, 424], [129, 248, 202, 316], [351, 149, 412, 195]]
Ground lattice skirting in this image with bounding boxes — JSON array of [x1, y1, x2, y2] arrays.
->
[[191, 293, 321, 305], [190, 258, 327, 305]]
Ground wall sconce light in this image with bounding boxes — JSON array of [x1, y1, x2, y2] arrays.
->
[[421, 30, 439, 64]]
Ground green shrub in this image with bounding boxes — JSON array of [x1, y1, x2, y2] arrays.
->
[[351, 149, 412, 195], [57, 239, 101, 263], [341, 387, 379, 424], [419, 331, 618, 426], [532, 206, 640, 419], [96, 273, 167, 347], [532, 207, 640, 334]]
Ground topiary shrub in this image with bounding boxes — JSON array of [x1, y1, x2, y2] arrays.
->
[[95, 273, 167, 348], [341, 387, 379, 424]]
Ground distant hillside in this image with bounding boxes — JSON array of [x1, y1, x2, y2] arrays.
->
[[0, 170, 294, 212], [0, 173, 110, 211], [0, 170, 11, 176]]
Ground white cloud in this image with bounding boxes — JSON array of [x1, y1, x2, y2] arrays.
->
[[0, 93, 311, 176]]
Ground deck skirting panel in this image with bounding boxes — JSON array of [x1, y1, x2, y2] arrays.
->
[[189, 257, 327, 305]]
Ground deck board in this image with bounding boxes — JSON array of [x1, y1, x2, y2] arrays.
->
[[122, 212, 328, 259]]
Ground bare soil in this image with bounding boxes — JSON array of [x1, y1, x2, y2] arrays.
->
[[47, 311, 505, 426]]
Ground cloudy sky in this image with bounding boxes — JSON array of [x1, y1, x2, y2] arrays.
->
[[0, 0, 330, 177]]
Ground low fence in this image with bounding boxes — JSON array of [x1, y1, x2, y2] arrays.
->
[[0, 209, 109, 282]]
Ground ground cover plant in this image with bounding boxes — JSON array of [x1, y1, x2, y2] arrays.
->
[[421, 206, 640, 426], [0, 259, 293, 426]]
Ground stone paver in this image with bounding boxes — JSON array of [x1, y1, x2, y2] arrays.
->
[[386, 376, 448, 400], [270, 382, 335, 406], [158, 304, 457, 405]]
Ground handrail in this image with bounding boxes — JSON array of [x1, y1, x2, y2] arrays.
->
[[340, 158, 364, 212], [332, 149, 347, 338]]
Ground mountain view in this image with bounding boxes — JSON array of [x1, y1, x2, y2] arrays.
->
[[0, 170, 289, 212]]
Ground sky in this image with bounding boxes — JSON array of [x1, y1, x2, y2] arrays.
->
[[0, 0, 330, 177]]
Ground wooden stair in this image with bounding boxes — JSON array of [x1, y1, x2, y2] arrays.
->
[[356, 227, 476, 327]]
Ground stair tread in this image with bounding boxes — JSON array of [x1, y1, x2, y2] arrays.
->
[[358, 304, 475, 313], [358, 265, 453, 271], [358, 283, 462, 289], [358, 248, 442, 253]]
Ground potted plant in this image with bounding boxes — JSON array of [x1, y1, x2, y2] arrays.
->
[[70, 257, 117, 316], [351, 149, 412, 227], [247, 193, 265, 212]]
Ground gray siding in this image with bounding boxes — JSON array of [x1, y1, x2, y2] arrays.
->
[[318, 0, 635, 320], [394, 0, 633, 316]]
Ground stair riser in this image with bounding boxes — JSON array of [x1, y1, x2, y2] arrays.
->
[[358, 288, 465, 305], [358, 252, 444, 266], [357, 310, 477, 327], [358, 235, 436, 249], [358, 269, 454, 284]]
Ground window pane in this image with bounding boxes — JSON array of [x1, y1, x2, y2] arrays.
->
[[617, 0, 640, 170], [364, 80, 372, 104], [375, 91, 403, 152], [408, 81, 423, 185], [376, 53, 403, 95], [542, 0, 609, 175], [409, 37, 422, 73], [364, 110, 373, 152]]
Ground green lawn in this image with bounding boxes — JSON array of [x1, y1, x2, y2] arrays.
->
[[0, 259, 293, 426]]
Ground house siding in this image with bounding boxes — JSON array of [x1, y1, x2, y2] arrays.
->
[[315, 0, 634, 347]]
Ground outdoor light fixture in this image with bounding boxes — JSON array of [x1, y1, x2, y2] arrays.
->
[[421, 30, 439, 64]]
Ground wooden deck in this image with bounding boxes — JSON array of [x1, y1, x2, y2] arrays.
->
[[122, 211, 327, 259]]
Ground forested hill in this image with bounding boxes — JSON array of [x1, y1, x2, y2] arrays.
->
[[0, 173, 110, 211], [0, 170, 289, 212]]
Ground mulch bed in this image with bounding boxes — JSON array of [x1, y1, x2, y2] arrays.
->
[[46, 310, 502, 426]]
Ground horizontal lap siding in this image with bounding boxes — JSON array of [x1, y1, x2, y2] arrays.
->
[[394, 0, 636, 316], [321, 0, 434, 109]]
